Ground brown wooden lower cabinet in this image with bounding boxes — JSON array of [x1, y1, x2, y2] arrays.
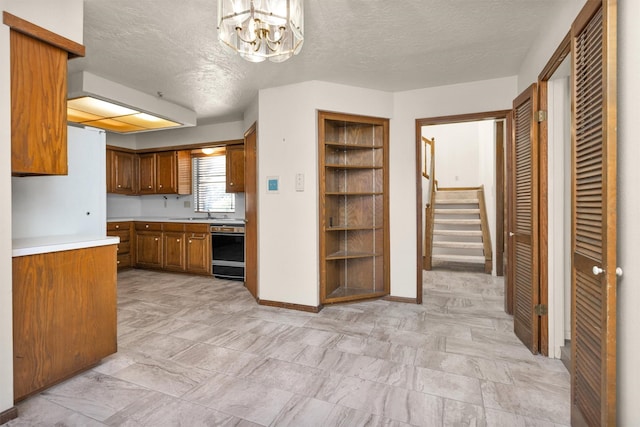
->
[[107, 221, 132, 269], [12, 244, 117, 402], [131, 221, 211, 275]]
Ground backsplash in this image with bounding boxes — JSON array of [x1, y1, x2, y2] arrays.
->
[[107, 193, 245, 219]]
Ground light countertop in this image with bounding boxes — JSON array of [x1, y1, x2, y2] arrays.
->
[[107, 216, 246, 225], [13, 235, 120, 257]]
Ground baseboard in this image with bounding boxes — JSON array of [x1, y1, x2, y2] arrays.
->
[[0, 406, 18, 425], [383, 295, 419, 304], [258, 299, 322, 313]]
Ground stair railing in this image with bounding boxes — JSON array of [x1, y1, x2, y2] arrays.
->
[[423, 137, 436, 270], [477, 185, 493, 273]]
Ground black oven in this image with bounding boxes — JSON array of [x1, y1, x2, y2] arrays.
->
[[210, 224, 245, 281]]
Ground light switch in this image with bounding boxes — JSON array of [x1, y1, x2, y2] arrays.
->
[[295, 173, 304, 192]]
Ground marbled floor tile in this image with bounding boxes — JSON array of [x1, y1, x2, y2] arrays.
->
[[481, 381, 570, 425], [412, 366, 483, 405], [243, 305, 315, 327], [105, 393, 242, 427], [483, 408, 561, 427], [118, 308, 170, 330], [315, 375, 444, 426], [173, 305, 234, 325], [356, 358, 415, 389], [443, 399, 486, 427], [304, 316, 375, 337], [269, 395, 335, 426], [322, 404, 414, 427], [241, 336, 309, 362], [172, 342, 263, 376], [470, 327, 525, 346], [369, 326, 446, 351], [422, 312, 496, 330], [7, 395, 106, 427], [293, 346, 379, 378], [398, 318, 473, 340], [506, 361, 570, 394], [182, 371, 294, 426], [120, 330, 198, 360], [276, 326, 343, 347], [39, 371, 156, 422], [243, 358, 328, 396], [333, 335, 416, 365], [414, 349, 513, 384], [445, 337, 538, 365], [109, 356, 213, 397]]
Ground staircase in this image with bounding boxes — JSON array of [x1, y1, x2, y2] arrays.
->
[[425, 187, 492, 273]]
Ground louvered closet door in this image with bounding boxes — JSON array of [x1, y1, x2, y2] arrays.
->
[[570, 1, 617, 425], [511, 84, 540, 354]]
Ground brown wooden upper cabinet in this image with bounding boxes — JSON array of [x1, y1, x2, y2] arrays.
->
[[107, 149, 137, 194], [226, 144, 245, 193], [4, 12, 85, 176], [107, 148, 191, 195]]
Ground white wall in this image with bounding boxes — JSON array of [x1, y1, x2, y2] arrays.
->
[[391, 76, 518, 298], [424, 122, 481, 188], [617, 0, 640, 423], [516, 0, 587, 91], [258, 81, 393, 306], [0, 0, 84, 414], [12, 127, 106, 238]]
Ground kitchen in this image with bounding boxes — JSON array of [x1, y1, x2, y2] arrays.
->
[[2, 0, 640, 425]]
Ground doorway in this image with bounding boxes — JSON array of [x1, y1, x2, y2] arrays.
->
[[415, 111, 510, 303]]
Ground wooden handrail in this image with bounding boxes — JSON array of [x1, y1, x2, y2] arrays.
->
[[423, 137, 436, 270], [477, 185, 493, 273]]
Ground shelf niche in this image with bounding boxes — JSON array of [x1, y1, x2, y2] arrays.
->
[[319, 111, 390, 304]]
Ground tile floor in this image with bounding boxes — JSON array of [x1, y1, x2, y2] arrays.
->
[[7, 268, 570, 426]]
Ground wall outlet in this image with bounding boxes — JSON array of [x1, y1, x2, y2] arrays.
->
[[184, 201, 191, 208], [295, 173, 304, 192]]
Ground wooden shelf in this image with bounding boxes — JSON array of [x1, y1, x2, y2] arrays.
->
[[326, 225, 383, 231], [325, 164, 383, 169], [325, 141, 384, 150], [325, 192, 383, 196], [326, 250, 381, 260], [319, 111, 390, 305]]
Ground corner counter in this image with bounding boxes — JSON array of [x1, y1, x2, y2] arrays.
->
[[12, 234, 118, 401], [12, 235, 120, 257]]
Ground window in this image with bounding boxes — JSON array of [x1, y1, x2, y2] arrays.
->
[[192, 155, 235, 212]]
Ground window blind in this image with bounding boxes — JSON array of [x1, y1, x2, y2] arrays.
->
[[192, 155, 235, 212]]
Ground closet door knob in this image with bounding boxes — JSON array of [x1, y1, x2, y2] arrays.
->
[[592, 266, 604, 275]]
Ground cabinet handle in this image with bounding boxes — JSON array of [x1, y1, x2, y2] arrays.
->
[[117, 260, 120, 264], [176, 239, 180, 242], [189, 240, 192, 243], [117, 184, 122, 188], [115, 225, 120, 229], [146, 224, 149, 228], [148, 185, 152, 189], [159, 184, 163, 188], [154, 238, 159, 241], [229, 182, 234, 186]]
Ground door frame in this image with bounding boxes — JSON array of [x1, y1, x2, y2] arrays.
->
[[244, 122, 258, 300], [537, 32, 571, 357], [415, 110, 511, 304]]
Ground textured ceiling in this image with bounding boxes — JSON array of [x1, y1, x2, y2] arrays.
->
[[69, 0, 561, 124]]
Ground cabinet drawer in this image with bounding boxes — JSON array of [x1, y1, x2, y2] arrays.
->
[[108, 230, 130, 242], [117, 240, 131, 255], [107, 222, 131, 232], [135, 222, 163, 231], [117, 253, 131, 268], [185, 223, 209, 233], [164, 222, 185, 232]]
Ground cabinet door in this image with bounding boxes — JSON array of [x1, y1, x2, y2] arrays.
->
[[156, 151, 177, 194], [186, 233, 211, 274], [163, 232, 186, 271], [113, 151, 136, 194], [226, 145, 245, 193], [138, 154, 156, 194], [135, 231, 162, 268], [11, 30, 68, 176]]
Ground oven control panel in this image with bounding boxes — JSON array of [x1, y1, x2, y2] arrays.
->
[[210, 225, 244, 234]]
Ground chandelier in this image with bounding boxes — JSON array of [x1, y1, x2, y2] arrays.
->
[[217, 0, 304, 63]]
